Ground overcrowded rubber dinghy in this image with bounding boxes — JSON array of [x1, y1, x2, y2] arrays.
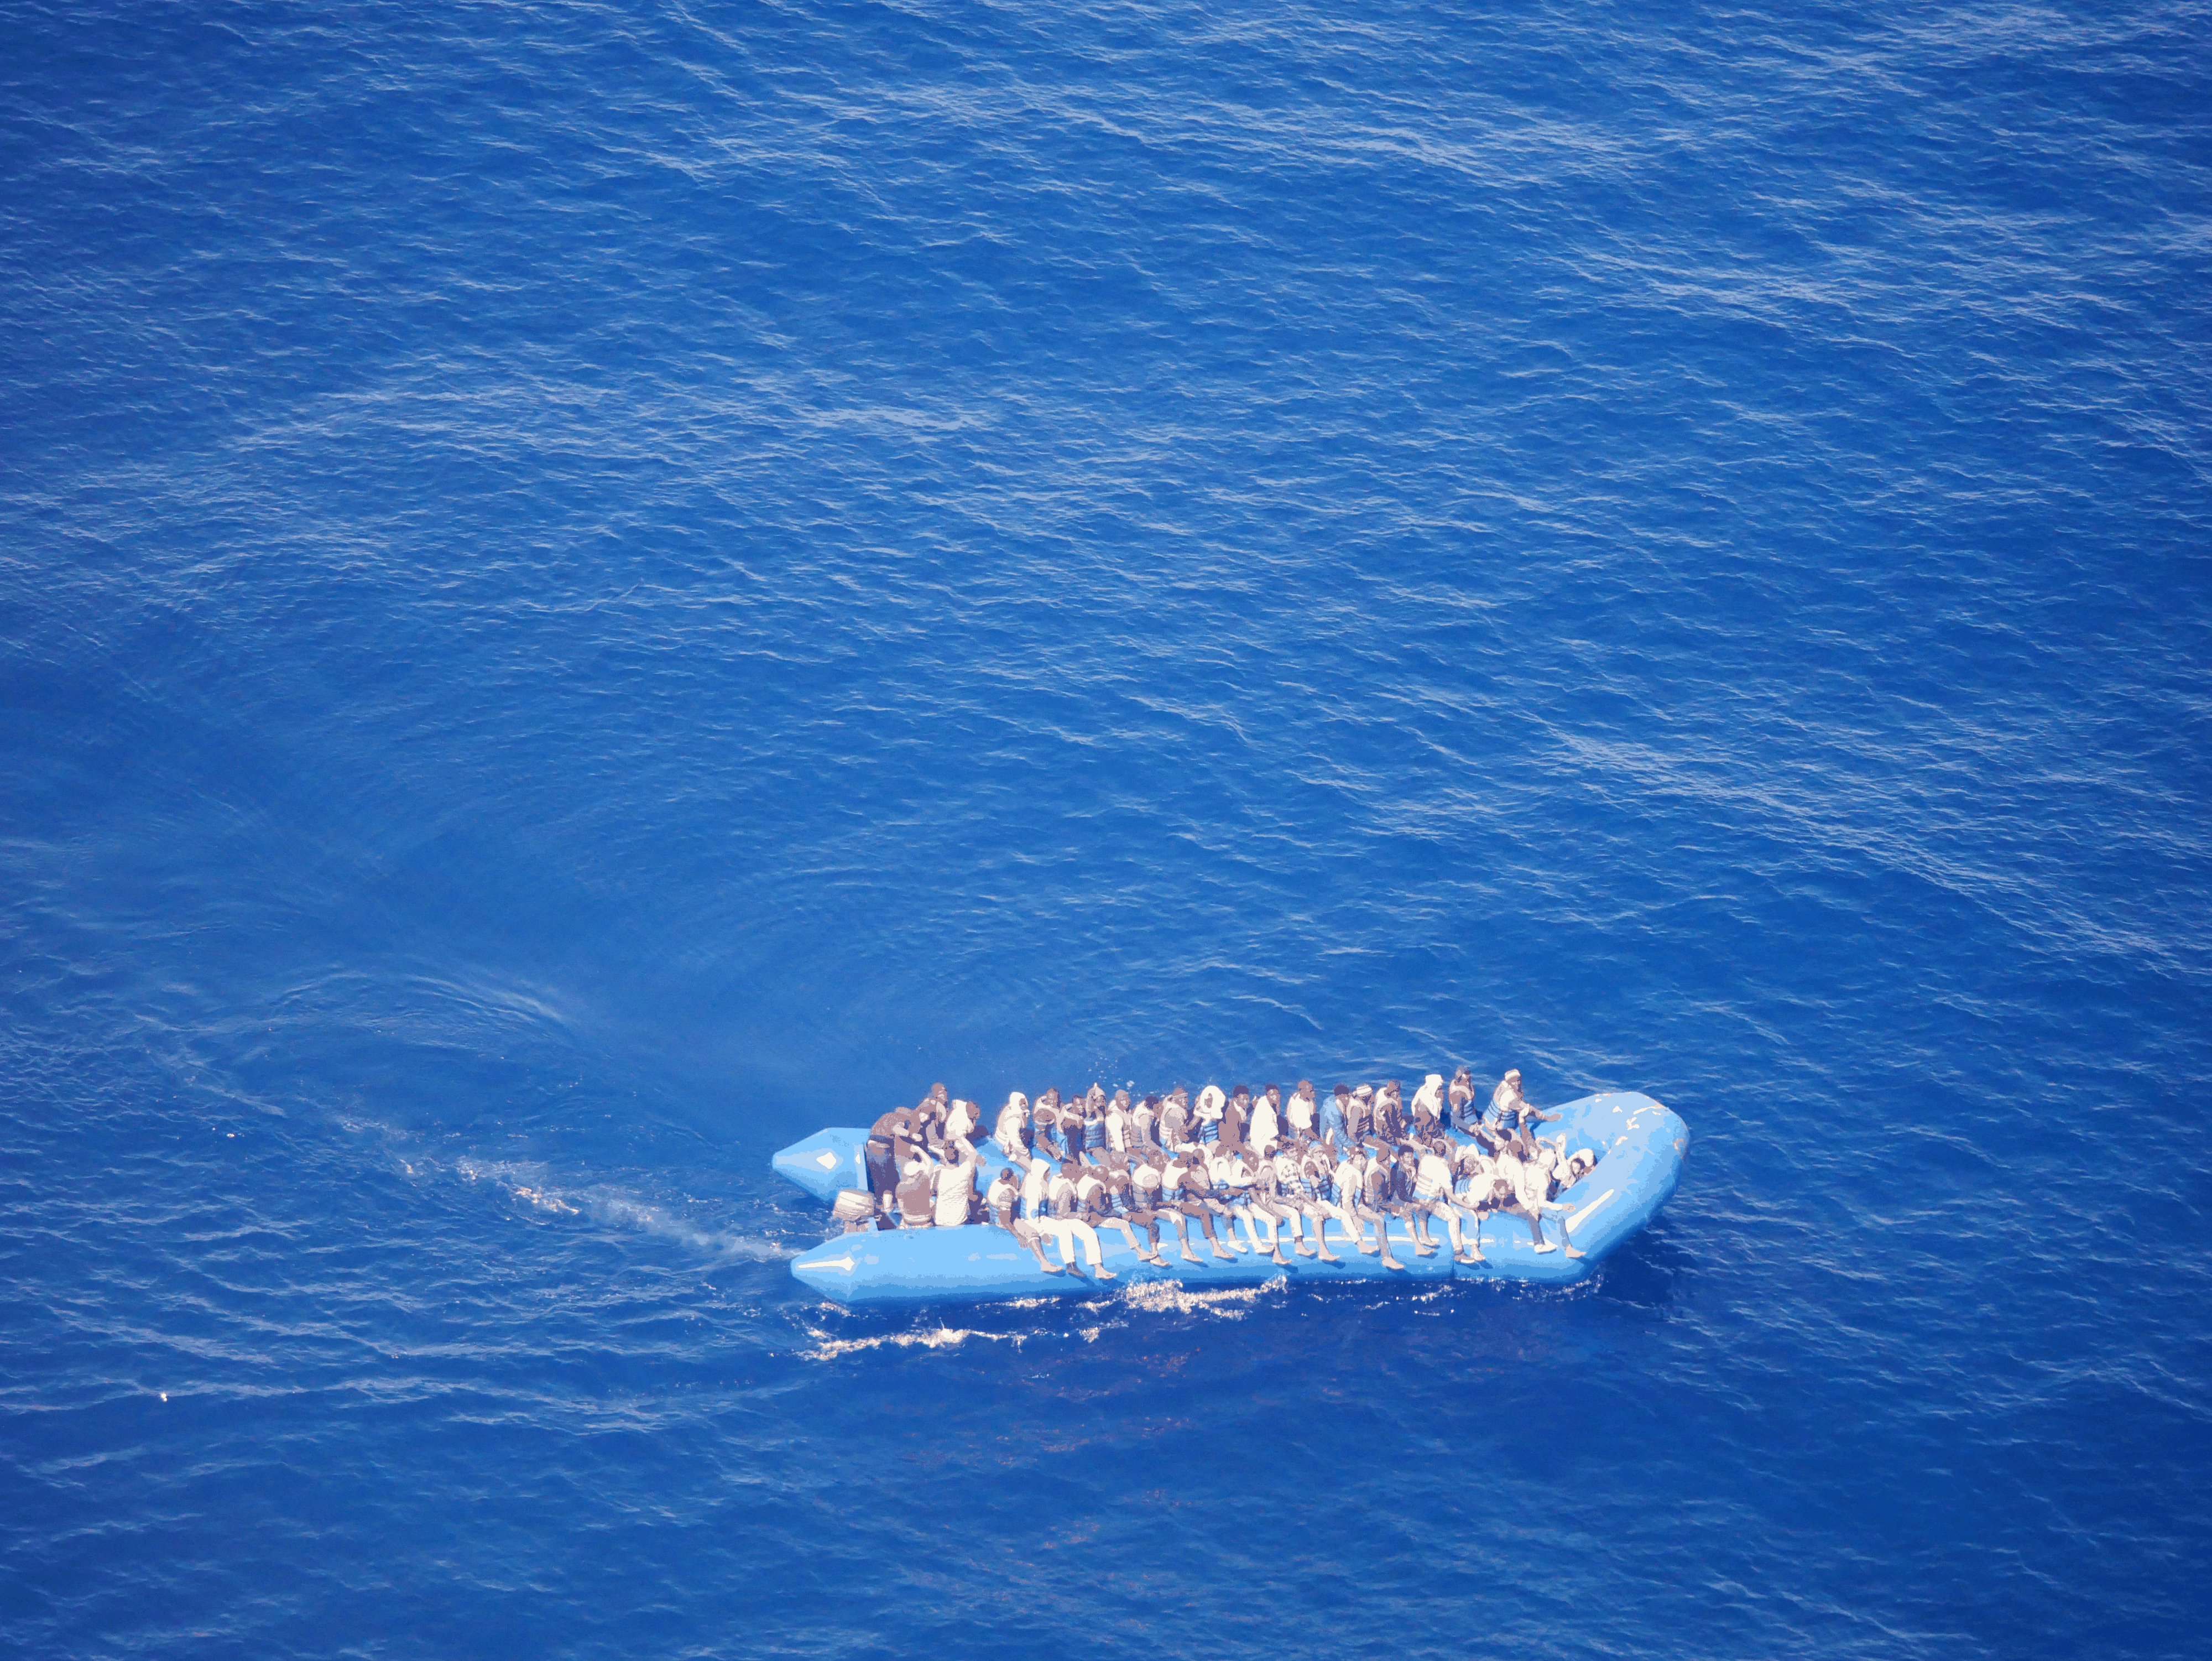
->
[[775, 1087, 1687, 1308]]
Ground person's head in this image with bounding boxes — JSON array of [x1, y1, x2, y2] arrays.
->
[[1504, 1069, 1522, 1085], [1265, 1084, 1281, 1103], [929, 1082, 948, 1104], [1354, 1084, 1373, 1100], [1112, 1089, 1130, 1110], [1005, 1090, 1027, 1111], [1569, 1149, 1597, 1176], [1333, 1084, 1350, 1102], [1060, 1158, 1079, 1178], [1425, 1073, 1443, 1090]]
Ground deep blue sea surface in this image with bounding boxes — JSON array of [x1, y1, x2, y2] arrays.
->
[[4, 1, 2210, 1655]]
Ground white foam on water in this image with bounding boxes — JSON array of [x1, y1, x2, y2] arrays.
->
[[578, 1190, 793, 1263], [343, 1118, 792, 1263], [1118, 1274, 1286, 1318], [802, 1324, 1032, 1359]]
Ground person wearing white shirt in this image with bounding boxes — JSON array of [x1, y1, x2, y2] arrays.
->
[[1410, 1074, 1447, 1136], [931, 1141, 979, 1226], [994, 1092, 1031, 1162], [1494, 1143, 1577, 1256], [1037, 1159, 1114, 1280], [1412, 1138, 1480, 1264], [945, 1097, 977, 1146], [1248, 1090, 1280, 1158]]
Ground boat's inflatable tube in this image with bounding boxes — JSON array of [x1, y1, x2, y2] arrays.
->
[[775, 1091, 1686, 1309]]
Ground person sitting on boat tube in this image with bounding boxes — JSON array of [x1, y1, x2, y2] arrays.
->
[[895, 1154, 938, 1228], [1130, 1155, 1200, 1265], [1487, 1070, 1558, 1141], [1410, 1074, 1447, 1138], [1352, 1149, 1410, 1271], [932, 1139, 979, 1227], [1144, 1152, 1199, 1261], [1415, 1136, 1484, 1266], [1031, 1090, 1067, 1163], [1493, 1139, 1579, 1257], [994, 1092, 1030, 1162], [1371, 1082, 1407, 1147], [1104, 1091, 1134, 1154], [1040, 1160, 1114, 1282], [1159, 1089, 1193, 1152], [945, 1094, 978, 1149], [1321, 1084, 1351, 1149], [1133, 1094, 1161, 1152], [1056, 1091, 1088, 1162], [1235, 1148, 1294, 1265], [1194, 1085, 1227, 1145], [1345, 1084, 1375, 1146], [1247, 1086, 1280, 1159], [1275, 1145, 1344, 1263], [984, 1165, 1066, 1275], [1448, 1067, 1478, 1133], [1097, 1154, 1165, 1264], [1079, 1159, 1162, 1266], [1164, 1147, 1239, 1260]]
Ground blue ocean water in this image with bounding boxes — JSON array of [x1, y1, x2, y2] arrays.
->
[[3, 0, 2209, 1654]]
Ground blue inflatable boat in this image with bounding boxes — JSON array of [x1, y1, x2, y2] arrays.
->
[[775, 1091, 1687, 1308]]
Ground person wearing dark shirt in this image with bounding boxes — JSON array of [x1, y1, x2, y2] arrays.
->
[[1448, 1067, 1478, 1133], [1219, 1086, 1251, 1152], [1031, 1089, 1066, 1162], [1164, 1149, 1239, 1261], [1080, 1161, 1161, 1265], [1056, 1092, 1088, 1164], [1131, 1154, 1202, 1264], [1373, 1081, 1408, 1147], [1345, 1085, 1375, 1147], [1354, 1148, 1408, 1271]]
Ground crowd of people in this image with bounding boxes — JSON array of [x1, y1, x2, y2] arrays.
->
[[834, 1069, 1598, 1281]]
